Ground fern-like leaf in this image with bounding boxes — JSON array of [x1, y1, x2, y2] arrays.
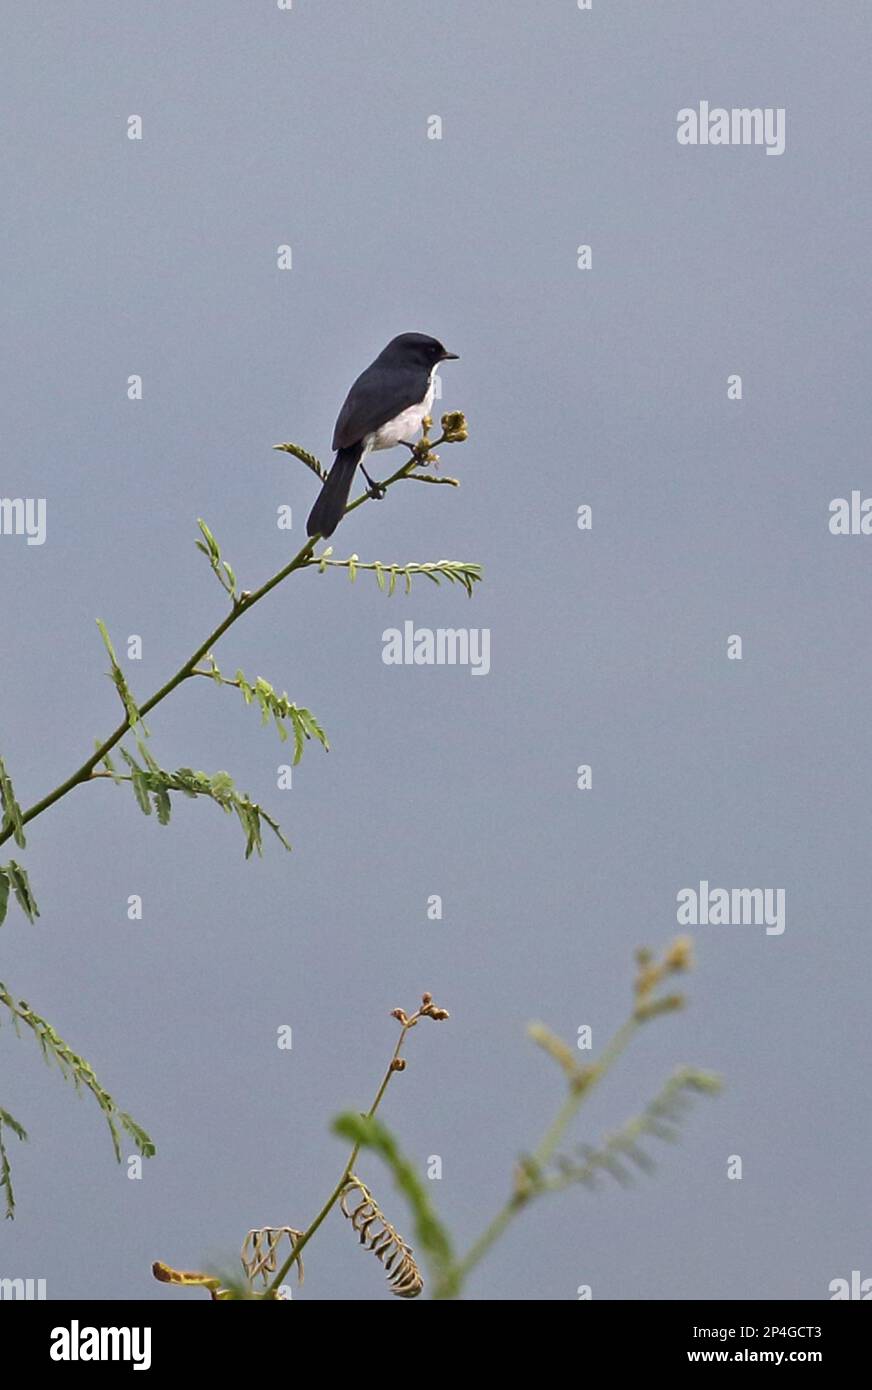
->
[[0, 755, 26, 849], [0, 983, 155, 1213], [96, 619, 145, 731], [192, 659, 329, 764], [0, 861, 40, 925], [309, 555, 483, 597], [273, 441, 328, 481], [526, 1067, 721, 1196], [234, 671, 329, 762], [110, 750, 291, 858], [195, 518, 239, 602], [332, 1112, 454, 1284], [0, 1108, 27, 1219]]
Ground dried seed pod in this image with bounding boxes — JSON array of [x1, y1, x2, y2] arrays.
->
[[339, 1177, 423, 1299], [241, 1226, 305, 1288]]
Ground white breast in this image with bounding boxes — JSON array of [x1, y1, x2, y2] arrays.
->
[[366, 367, 438, 453]]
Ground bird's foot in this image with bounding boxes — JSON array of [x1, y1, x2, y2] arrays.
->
[[361, 466, 387, 500]]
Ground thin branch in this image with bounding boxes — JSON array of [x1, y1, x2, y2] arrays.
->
[[0, 424, 475, 849], [0, 534, 315, 847], [434, 938, 701, 1298], [265, 995, 448, 1296], [0, 982, 155, 1172]]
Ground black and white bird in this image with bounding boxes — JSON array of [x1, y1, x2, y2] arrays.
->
[[306, 332, 459, 538]]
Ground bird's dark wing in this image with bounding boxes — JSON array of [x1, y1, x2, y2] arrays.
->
[[332, 361, 426, 450]]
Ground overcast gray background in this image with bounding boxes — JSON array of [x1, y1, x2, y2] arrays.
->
[[1, 1, 870, 1301]]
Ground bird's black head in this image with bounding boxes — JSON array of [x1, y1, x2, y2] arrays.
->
[[377, 332, 459, 368]]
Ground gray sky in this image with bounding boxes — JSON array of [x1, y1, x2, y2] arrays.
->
[[1, 1, 870, 1300]]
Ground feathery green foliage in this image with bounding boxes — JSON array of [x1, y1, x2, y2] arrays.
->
[[0, 861, 40, 925], [96, 619, 145, 731], [404, 471, 460, 487], [195, 519, 239, 603], [518, 1067, 722, 1196], [1, 422, 479, 1221], [308, 550, 483, 597], [0, 1108, 27, 1219], [111, 745, 292, 858], [195, 656, 329, 762], [0, 755, 26, 849], [161, 951, 718, 1301], [0, 981, 154, 1217], [273, 441, 328, 481]]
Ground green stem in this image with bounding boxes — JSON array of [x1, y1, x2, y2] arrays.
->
[[0, 449, 434, 850], [533, 1017, 638, 1167], [265, 1016, 416, 1296], [438, 1016, 641, 1298], [0, 537, 311, 844]]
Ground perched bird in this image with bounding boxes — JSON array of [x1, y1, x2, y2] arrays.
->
[[306, 333, 459, 538]]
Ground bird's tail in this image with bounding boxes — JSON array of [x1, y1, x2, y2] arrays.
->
[[306, 444, 363, 538]]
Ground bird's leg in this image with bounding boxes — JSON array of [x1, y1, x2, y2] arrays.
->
[[360, 462, 387, 500], [400, 439, 427, 467], [404, 418, 435, 468]]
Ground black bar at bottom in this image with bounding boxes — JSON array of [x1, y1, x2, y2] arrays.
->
[[0, 1297, 866, 1373]]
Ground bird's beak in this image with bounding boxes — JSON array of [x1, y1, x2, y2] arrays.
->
[[440, 350, 459, 360]]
